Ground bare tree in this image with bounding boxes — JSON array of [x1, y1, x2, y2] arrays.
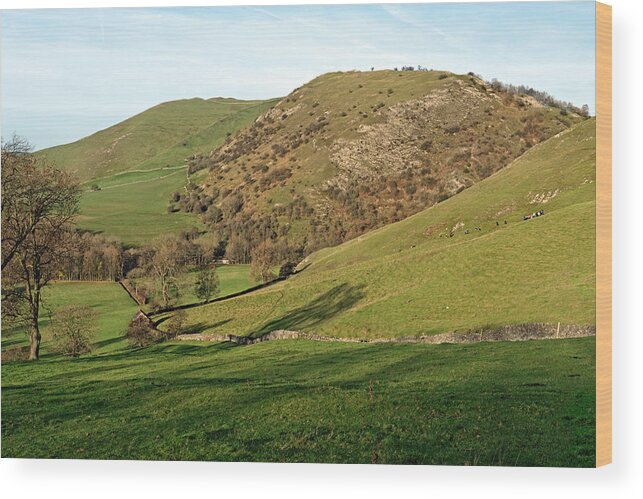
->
[[50, 304, 97, 357], [1, 135, 36, 270], [2, 163, 81, 360], [145, 235, 188, 308], [250, 240, 277, 283], [2, 137, 81, 359]]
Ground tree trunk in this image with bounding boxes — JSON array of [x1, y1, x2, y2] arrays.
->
[[29, 320, 41, 360]]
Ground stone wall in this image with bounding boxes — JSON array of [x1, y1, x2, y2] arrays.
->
[[176, 322, 595, 346]]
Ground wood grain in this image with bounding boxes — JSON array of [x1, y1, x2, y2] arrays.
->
[[596, 1, 612, 468]]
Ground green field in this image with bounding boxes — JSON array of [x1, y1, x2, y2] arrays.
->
[[41, 97, 279, 245], [77, 167, 202, 246], [136, 264, 258, 309], [1, 266, 259, 354], [39, 98, 278, 181], [1, 337, 595, 465], [1, 281, 139, 356], [168, 119, 596, 340]]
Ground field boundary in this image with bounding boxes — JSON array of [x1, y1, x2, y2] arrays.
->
[[149, 276, 287, 318], [176, 322, 595, 345]]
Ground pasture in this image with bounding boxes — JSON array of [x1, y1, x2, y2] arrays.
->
[[1, 336, 595, 466], [1, 281, 139, 356], [136, 264, 258, 309]]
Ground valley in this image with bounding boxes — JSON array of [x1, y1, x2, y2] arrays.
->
[[2, 69, 596, 466]]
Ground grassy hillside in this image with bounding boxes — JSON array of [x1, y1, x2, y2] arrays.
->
[[182, 70, 585, 254], [41, 98, 279, 245], [170, 119, 596, 339], [39, 98, 276, 181], [1, 281, 139, 356], [1, 337, 595, 465]]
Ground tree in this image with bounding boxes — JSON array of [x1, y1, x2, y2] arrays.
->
[[1, 142, 81, 360], [1, 135, 44, 270], [250, 240, 277, 283], [145, 235, 188, 308], [164, 309, 188, 339], [194, 267, 220, 303], [581, 104, 590, 117], [126, 314, 157, 348], [50, 304, 97, 357]]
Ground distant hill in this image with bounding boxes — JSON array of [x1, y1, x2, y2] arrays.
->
[[38, 97, 279, 245], [38, 97, 278, 181], [179, 70, 586, 257], [175, 119, 596, 339]]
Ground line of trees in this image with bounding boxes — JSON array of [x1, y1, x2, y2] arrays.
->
[[487, 77, 590, 117]]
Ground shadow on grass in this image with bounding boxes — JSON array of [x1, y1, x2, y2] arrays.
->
[[252, 283, 366, 338], [182, 320, 232, 335], [93, 336, 126, 351]]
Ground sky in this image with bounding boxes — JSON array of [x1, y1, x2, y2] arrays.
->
[[0, 2, 596, 150]]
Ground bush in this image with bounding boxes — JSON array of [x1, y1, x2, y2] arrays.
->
[[278, 262, 297, 279], [126, 314, 158, 348], [50, 304, 97, 357], [1, 346, 30, 362], [164, 310, 188, 339]]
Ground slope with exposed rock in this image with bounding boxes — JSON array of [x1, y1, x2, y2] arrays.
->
[[181, 70, 586, 258]]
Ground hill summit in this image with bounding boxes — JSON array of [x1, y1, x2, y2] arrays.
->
[[178, 70, 586, 259]]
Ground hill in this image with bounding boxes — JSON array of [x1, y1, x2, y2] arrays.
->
[[39, 97, 279, 245], [180, 70, 586, 258], [170, 118, 596, 339], [38, 97, 277, 181]]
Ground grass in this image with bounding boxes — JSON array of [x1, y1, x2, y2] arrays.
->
[[41, 98, 279, 246], [1, 119, 597, 467], [135, 264, 258, 309], [1, 281, 139, 356], [38, 98, 278, 181], [1, 266, 258, 354], [3, 77, 596, 466], [1, 337, 595, 466], [173, 119, 596, 340], [77, 168, 202, 246]]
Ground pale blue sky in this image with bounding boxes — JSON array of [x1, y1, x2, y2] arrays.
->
[[1, 2, 596, 150]]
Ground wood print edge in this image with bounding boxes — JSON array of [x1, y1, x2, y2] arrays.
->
[[596, 0, 612, 468]]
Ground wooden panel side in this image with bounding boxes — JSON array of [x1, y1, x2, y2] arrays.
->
[[596, 1, 612, 468]]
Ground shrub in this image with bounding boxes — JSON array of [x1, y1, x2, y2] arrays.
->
[[164, 310, 188, 339], [278, 262, 297, 278], [126, 314, 158, 348], [1, 346, 30, 362], [50, 304, 97, 357]]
